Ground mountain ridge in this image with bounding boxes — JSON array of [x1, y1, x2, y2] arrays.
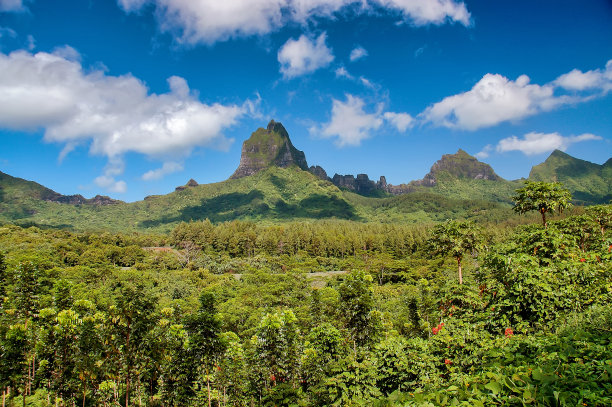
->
[[1, 121, 609, 232], [528, 149, 611, 204]]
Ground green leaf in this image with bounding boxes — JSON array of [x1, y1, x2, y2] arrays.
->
[[485, 381, 501, 395]]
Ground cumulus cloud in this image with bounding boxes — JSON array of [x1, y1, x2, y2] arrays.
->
[[496, 132, 602, 156], [278, 33, 334, 78], [118, 0, 470, 44], [0, 48, 250, 191], [142, 161, 184, 181], [422, 60, 612, 131], [349, 46, 368, 62], [554, 61, 612, 92], [421, 74, 565, 130], [376, 0, 471, 26], [0, 0, 27, 12], [384, 111, 414, 132], [318, 94, 383, 146]]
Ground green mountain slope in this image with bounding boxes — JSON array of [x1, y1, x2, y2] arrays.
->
[[1, 123, 608, 232], [528, 150, 611, 205], [0, 166, 517, 232]]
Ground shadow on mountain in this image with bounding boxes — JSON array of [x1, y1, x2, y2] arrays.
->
[[573, 191, 611, 206], [140, 191, 360, 228], [141, 190, 270, 227], [274, 194, 360, 220]]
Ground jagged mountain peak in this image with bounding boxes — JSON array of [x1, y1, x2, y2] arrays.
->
[[230, 120, 308, 179]]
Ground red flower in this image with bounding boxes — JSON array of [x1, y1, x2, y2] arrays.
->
[[505, 328, 513, 337], [439, 322, 444, 327], [432, 327, 439, 335], [580, 258, 586, 262], [270, 374, 276, 382], [444, 359, 452, 365]]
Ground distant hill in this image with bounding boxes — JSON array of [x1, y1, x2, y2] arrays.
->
[[528, 149, 611, 205], [0, 121, 609, 231]]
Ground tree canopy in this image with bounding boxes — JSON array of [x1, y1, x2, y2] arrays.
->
[[512, 181, 572, 227]]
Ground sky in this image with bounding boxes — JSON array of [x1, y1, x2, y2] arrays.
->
[[0, 0, 611, 202]]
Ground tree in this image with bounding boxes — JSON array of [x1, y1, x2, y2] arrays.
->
[[111, 283, 157, 407], [338, 270, 380, 349], [428, 220, 481, 285], [184, 292, 224, 407], [585, 204, 612, 238], [512, 181, 572, 227]]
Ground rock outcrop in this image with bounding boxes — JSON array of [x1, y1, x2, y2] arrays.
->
[[411, 149, 502, 187], [309, 165, 330, 181], [50, 194, 120, 205], [175, 179, 199, 191], [331, 173, 379, 196], [230, 120, 309, 179]]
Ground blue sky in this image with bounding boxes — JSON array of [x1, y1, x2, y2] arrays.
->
[[0, 0, 611, 202]]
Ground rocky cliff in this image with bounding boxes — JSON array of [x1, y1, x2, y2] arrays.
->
[[412, 149, 502, 186], [230, 120, 309, 179]]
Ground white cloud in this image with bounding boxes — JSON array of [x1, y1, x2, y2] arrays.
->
[[359, 76, 376, 89], [278, 33, 334, 78], [554, 61, 612, 92], [384, 111, 414, 132], [0, 26, 17, 39], [422, 60, 612, 131], [555, 69, 603, 91], [496, 132, 602, 156], [422, 74, 565, 130], [51, 45, 81, 62], [94, 158, 127, 193], [95, 176, 127, 193], [120, 0, 286, 44], [142, 161, 184, 181], [376, 0, 471, 26], [25, 34, 35, 50], [0, 48, 250, 191], [349, 46, 368, 62], [474, 144, 492, 159], [0, 0, 26, 12], [335, 66, 353, 79], [118, 0, 470, 44], [318, 94, 383, 146]]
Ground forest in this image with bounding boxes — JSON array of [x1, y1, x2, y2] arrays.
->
[[0, 182, 611, 406]]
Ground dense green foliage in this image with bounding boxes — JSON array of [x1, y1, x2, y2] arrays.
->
[[513, 181, 572, 227], [0, 198, 610, 406]]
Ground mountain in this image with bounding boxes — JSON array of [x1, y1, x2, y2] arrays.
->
[[231, 120, 308, 179], [412, 149, 502, 187], [0, 170, 120, 206], [1, 121, 609, 232], [528, 149, 611, 205]]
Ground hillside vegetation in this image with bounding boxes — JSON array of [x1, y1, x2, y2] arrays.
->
[[0, 201, 610, 406]]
